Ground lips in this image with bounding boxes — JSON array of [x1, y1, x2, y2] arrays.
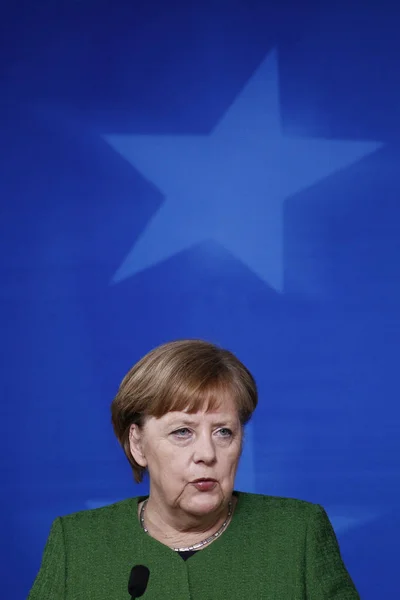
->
[[191, 478, 217, 491]]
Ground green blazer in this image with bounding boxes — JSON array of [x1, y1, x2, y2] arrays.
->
[[28, 492, 360, 599]]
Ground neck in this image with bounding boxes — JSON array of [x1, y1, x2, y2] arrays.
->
[[139, 495, 235, 550]]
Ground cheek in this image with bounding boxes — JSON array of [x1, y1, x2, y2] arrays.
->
[[149, 448, 187, 478], [220, 446, 241, 474], [230, 455, 241, 473]]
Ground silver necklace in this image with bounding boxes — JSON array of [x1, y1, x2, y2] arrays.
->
[[139, 499, 233, 552]]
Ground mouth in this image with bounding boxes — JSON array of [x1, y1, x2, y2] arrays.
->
[[191, 478, 217, 483]]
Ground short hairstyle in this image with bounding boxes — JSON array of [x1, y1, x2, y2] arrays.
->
[[111, 339, 258, 482]]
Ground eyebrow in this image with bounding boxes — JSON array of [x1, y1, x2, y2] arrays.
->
[[167, 416, 236, 428]]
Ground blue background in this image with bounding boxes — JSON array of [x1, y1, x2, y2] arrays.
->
[[1, 1, 399, 598]]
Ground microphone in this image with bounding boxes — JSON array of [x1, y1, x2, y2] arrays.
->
[[128, 565, 150, 599]]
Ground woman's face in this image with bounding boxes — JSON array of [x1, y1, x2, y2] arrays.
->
[[130, 393, 243, 516]]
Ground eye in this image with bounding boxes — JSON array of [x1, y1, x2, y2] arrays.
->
[[172, 427, 192, 438], [217, 428, 233, 437]]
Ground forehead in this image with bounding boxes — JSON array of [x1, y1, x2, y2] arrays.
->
[[148, 377, 241, 417], [158, 394, 239, 423]]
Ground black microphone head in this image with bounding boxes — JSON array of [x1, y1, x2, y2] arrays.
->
[[128, 565, 150, 598]]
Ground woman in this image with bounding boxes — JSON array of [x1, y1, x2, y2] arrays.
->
[[28, 339, 360, 599]]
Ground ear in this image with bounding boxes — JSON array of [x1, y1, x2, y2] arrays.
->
[[129, 424, 147, 468]]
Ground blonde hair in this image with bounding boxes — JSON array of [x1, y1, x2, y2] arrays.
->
[[111, 339, 258, 482]]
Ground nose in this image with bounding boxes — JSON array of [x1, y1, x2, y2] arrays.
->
[[193, 432, 217, 465]]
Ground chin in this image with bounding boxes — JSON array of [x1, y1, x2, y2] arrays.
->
[[186, 494, 223, 515]]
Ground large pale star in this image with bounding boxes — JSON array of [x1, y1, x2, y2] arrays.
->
[[104, 49, 382, 291]]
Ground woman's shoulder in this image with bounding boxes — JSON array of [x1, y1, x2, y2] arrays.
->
[[236, 491, 321, 522], [57, 497, 140, 531], [233, 492, 328, 542]]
